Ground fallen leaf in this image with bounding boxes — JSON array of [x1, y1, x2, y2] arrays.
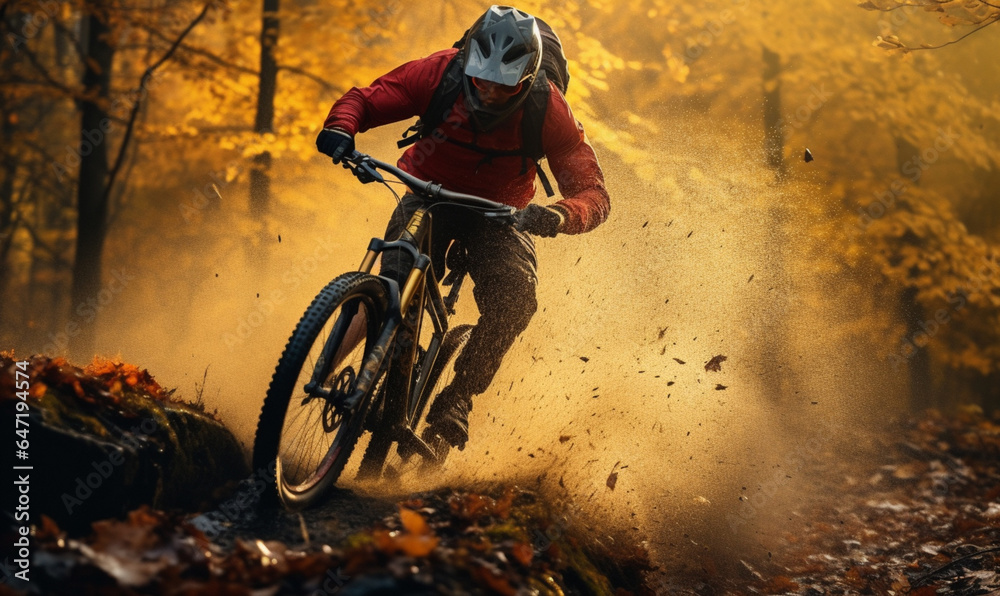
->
[[607, 471, 619, 490], [511, 542, 533, 566], [764, 575, 800, 592], [705, 355, 727, 372], [399, 507, 431, 536]]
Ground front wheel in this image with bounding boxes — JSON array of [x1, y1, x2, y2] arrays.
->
[[252, 272, 390, 509]]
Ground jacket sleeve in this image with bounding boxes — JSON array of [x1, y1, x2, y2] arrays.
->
[[541, 86, 611, 235], [323, 49, 457, 135]]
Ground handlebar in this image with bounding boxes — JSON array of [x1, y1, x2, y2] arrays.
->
[[340, 150, 517, 220]]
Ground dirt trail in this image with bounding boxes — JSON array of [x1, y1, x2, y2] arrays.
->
[[91, 117, 909, 583]]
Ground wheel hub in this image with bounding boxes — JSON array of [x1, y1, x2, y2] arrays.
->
[[321, 367, 356, 432]]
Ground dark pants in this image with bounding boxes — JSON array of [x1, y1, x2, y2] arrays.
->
[[380, 194, 538, 399]]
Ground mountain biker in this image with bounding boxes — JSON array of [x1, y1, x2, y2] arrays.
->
[[316, 5, 610, 450]]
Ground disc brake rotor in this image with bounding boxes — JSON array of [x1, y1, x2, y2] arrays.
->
[[322, 367, 356, 432]]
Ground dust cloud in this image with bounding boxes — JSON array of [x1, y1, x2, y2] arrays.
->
[[75, 112, 904, 578]]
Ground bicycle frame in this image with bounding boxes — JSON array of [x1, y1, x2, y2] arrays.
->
[[348, 203, 461, 460]]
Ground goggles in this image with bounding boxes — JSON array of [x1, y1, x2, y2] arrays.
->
[[471, 77, 524, 98]]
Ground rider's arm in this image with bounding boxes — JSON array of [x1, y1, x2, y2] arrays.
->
[[541, 87, 611, 235], [323, 49, 457, 135]]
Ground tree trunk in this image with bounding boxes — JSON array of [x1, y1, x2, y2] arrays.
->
[[248, 0, 279, 267], [69, 3, 115, 361], [759, 45, 793, 403], [0, 11, 19, 325], [762, 46, 785, 178], [250, 0, 278, 218], [899, 286, 933, 409], [0, 113, 15, 314]]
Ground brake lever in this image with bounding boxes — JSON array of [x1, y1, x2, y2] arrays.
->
[[340, 152, 384, 184]]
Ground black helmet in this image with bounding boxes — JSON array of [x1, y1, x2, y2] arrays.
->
[[461, 5, 542, 131]]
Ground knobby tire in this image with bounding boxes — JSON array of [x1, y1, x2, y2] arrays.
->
[[252, 271, 389, 509]]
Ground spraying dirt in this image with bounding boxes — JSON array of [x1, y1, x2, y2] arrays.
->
[[49, 111, 913, 587]]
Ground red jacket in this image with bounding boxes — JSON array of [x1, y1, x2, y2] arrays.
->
[[323, 49, 610, 235]]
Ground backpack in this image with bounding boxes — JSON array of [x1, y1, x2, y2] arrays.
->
[[397, 18, 570, 197]]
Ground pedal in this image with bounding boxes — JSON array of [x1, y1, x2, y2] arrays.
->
[[397, 428, 437, 461]]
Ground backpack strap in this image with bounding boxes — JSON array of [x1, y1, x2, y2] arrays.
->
[[398, 54, 466, 149], [521, 71, 556, 197], [397, 54, 558, 197]]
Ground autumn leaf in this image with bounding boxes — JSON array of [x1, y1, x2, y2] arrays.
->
[[764, 575, 800, 592], [399, 507, 431, 535], [471, 562, 517, 596], [510, 542, 533, 566], [705, 355, 727, 372]]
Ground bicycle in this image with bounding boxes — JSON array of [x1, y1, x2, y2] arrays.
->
[[252, 150, 517, 509]]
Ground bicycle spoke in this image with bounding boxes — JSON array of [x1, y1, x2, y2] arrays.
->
[[283, 404, 318, 481], [255, 273, 390, 506]]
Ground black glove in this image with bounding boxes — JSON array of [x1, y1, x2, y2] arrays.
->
[[316, 128, 355, 163], [514, 204, 565, 238]]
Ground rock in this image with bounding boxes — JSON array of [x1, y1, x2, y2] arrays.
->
[[1, 355, 248, 533]]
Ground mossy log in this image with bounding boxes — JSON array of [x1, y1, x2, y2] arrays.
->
[[1, 355, 248, 533]]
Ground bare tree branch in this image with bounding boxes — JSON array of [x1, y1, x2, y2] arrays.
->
[[104, 1, 214, 206], [138, 22, 259, 75], [904, 14, 1000, 51], [278, 63, 338, 91], [139, 21, 338, 90], [15, 43, 76, 97], [20, 216, 71, 267]]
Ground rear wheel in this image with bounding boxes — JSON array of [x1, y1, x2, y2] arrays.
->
[[358, 324, 473, 482], [416, 324, 473, 473], [252, 272, 390, 509]]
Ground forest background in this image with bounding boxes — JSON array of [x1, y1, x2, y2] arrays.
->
[[2, 0, 999, 443]]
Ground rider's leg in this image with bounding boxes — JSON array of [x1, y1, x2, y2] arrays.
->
[[426, 223, 538, 448]]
